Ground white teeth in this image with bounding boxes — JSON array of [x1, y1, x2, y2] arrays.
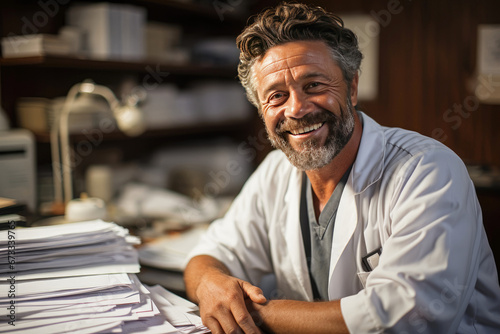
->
[[290, 122, 323, 135]]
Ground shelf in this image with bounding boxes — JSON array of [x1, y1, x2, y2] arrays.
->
[[0, 55, 238, 78], [33, 118, 254, 143]]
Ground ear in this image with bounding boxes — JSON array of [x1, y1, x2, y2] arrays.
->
[[350, 72, 360, 107]]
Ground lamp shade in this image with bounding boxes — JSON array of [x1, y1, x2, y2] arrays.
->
[[114, 104, 146, 136]]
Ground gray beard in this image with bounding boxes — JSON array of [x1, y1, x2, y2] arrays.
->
[[266, 99, 355, 171]]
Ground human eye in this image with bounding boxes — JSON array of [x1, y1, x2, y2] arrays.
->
[[306, 82, 322, 91], [268, 92, 288, 105]]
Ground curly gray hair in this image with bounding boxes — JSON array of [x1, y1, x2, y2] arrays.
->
[[236, 2, 363, 110]]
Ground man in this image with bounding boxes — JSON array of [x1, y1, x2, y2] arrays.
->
[[184, 2, 500, 333]]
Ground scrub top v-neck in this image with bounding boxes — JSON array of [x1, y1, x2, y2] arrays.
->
[[300, 166, 352, 301]]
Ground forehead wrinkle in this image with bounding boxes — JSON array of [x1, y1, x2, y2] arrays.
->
[[255, 41, 340, 104], [259, 53, 323, 77]]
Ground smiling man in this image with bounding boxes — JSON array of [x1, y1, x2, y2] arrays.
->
[[183, 3, 500, 333], [258, 40, 359, 174]]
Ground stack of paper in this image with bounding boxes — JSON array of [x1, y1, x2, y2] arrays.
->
[[1, 34, 72, 58], [0, 220, 209, 333]]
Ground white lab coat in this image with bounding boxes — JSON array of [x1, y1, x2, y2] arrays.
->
[[187, 112, 500, 333]]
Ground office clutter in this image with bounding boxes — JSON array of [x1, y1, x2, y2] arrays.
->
[[0, 220, 209, 333], [115, 183, 226, 227], [141, 81, 250, 128], [108, 140, 250, 228], [1, 1, 258, 222], [43, 80, 146, 213], [16, 96, 114, 135], [144, 22, 188, 64], [86, 165, 114, 203], [15, 98, 53, 134], [132, 140, 252, 197], [82, 140, 252, 200], [1, 33, 75, 58], [65, 195, 107, 223], [0, 2, 217, 63], [138, 225, 208, 271], [16, 79, 253, 216], [16, 80, 250, 136]]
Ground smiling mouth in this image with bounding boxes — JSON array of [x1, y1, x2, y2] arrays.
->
[[288, 122, 325, 135]]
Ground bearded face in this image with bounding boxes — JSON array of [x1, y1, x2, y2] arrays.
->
[[265, 98, 355, 171], [253, 41, 359, 171]]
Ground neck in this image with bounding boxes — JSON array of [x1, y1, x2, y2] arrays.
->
[[305, 112, 363, 214]]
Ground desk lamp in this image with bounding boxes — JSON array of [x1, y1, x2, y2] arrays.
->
[[50, 80, 146, 218]]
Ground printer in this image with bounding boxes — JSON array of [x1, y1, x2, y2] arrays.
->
[[0, 129, 37, 213]]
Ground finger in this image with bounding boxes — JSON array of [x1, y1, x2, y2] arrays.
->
[[204, 317, 225, 334], [246, 300, 265, 329], [241, 281, 267, 304], [231, 302, 260, 334], [217, 308, 244, 334]]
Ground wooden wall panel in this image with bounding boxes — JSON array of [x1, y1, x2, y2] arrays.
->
[[249, 0, 500, 266], [252, 0, 500, 167]]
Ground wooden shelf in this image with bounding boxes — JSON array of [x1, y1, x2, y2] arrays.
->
[[32, 118, 253, 143], [0, 55, 238, 78]]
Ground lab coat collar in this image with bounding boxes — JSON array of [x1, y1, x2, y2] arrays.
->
[[352, 112, 386, 194]]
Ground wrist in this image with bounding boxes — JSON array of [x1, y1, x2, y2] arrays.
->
[[246, 298, 274, 331], [184, 255, 230, 303], [195, 267, 234, 305]]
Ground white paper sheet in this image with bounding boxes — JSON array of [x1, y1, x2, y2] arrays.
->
[[0, 273, 131, 296], [0, 220, 208, 333]]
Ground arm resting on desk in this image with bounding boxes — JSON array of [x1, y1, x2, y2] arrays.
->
[[246, 299, 349, 334], [184, 254, 349, 334]]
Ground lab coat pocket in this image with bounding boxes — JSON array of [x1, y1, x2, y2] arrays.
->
[[357, 271, 371, 289]]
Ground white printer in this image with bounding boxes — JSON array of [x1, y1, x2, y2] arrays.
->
[[0, 129, 37, 213]]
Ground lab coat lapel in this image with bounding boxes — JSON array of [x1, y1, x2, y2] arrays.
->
[[328, 112, 386, 300], [328, 177, 359, 299], [282, 171, 314, 301]]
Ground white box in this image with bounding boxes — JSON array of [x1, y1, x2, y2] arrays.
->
[[121, 4, 146, 60], [66, 2, 145, 60], [66, 3, 121, 59]]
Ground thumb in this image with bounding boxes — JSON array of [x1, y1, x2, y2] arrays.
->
[[241, 281, 267, 304]]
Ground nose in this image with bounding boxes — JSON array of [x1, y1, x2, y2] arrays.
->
[[284, 90, 312, 119]]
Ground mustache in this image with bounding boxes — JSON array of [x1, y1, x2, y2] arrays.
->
[[276, 110, 338, 134]]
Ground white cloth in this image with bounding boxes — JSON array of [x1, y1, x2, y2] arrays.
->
[[187, 112, 500, 333]]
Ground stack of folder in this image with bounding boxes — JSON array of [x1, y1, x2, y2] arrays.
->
[[0, 219, 209, 333]]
